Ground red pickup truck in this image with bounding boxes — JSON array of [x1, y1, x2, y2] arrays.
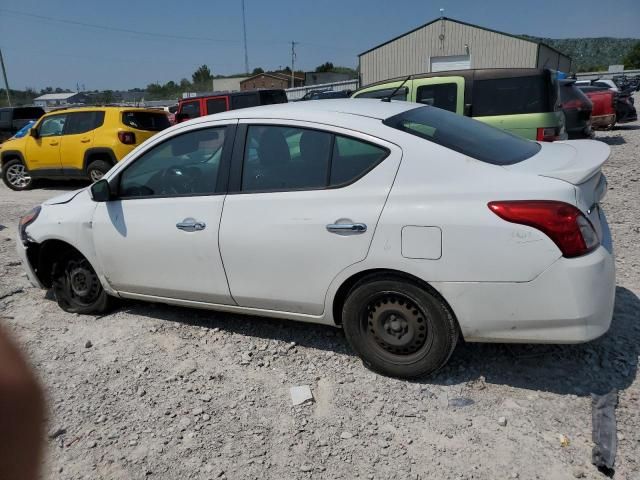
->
[[578, 87, 616, 130]]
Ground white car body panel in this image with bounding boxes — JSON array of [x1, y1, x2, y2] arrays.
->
[[18, 99, 616, 343]]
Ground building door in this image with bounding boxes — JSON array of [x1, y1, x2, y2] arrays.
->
[[430, 55, 471, 72]]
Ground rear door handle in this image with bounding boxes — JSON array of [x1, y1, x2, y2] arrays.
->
[[49, 141, 59, 146], [326, 223, 367, 235], [80, 138, 91, 143], [176, 218, 206, 232]]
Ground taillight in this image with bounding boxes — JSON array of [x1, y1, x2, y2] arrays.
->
[[536, 127, 560, 142], [118, 131, 136, 144], [488, 200, 599, 258]]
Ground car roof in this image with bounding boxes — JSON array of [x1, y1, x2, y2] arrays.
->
[[180, 89, 285, 101], [183, 99, 420, 125], [45, 106, 166, 115]]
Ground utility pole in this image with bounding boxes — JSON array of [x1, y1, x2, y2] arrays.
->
[[291, 41, 297, 88], [0, 48, 12, 107], [241, 0, 249, 75]]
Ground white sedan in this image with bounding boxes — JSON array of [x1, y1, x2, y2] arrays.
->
[[16, 99, 615, 378]]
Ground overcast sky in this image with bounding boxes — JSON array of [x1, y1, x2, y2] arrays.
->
[[1, 0, 638, 91]]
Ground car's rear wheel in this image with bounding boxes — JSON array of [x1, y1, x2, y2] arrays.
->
[[342, 276, 458, 378], [2, 159, 33, 191], [87, 160, 112, 183], [51, 251, 112, 314]]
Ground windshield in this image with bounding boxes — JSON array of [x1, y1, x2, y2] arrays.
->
[[383, 106, 541, 166]]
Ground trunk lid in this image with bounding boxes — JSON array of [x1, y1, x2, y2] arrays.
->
[[504, 139, 610, 240]]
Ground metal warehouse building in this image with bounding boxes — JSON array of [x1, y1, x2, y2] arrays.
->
[[359, 17, 572, 86]]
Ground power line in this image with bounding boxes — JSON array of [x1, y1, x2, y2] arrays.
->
[[0, 8, 240, 44]]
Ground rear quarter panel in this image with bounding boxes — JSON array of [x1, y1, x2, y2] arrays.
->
[[474, 111, 564, 140]]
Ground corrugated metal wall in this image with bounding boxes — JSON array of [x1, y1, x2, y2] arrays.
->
[[536, 44, 572, 72], [360, 19, 539, 85]]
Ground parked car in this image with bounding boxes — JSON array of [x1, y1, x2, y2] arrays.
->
[[16, 100, 614, 378], [175, 90, 287, 122], [352, 68, 566, 141], [559, 79, 593, 139], [578, 87, 618, 130], [575, 79, 619, 92], [0, 106, 45, 143], [1, 106, 170, 190], [298, 89, 353, 101], [580, 85, 637, 125]]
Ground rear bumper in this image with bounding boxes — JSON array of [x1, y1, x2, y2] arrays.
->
[[434, 245, 616, 344]]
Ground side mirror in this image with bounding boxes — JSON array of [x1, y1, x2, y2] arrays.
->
[[90, 179, 112, 202], [175, 113, 189, 123], [29, 128, 39, 139]]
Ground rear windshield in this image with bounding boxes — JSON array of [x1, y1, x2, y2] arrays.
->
[[472, 75, 553, 116], [259, 90, 288, 105], [383, 106, 541, 166], [122, 111, 170, 131]]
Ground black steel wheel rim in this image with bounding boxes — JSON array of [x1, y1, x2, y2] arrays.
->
[[64, 259, 101, 306], [360, 291, 433, 361]]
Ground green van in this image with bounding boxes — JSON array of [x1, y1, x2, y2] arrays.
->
[[352, 69, 566, 141]]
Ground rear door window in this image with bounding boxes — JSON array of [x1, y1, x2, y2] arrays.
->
[[330, 136, 388, 185], [473, 76, 550, 116], [416, 83, 458, 112], [122, 111, 170, 131], [180, 101, 201, 119], [206, 98, 228, 115], [64, 111, 105, 135], [231, 94, 260, 110], [355, 87, 408, 101]]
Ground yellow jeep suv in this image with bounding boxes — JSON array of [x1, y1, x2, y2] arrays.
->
[[1, 106, 170, 190]]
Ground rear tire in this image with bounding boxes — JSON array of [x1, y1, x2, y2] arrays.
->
[[2, 159, 33, 191], [51, 251, 112, 314], [342, 276, 458, 378], [86, 159, 112, 183]]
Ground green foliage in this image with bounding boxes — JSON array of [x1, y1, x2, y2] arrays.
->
[[0, 88, 38, 107], [252, 67, 264, 75], [623, 41, 640, 69], [520, 35, 639, 72], [191, 64, 213, 87], [315, 62, 334, 73]]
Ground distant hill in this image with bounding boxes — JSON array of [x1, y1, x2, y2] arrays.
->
[[520, 36, 639, 72]]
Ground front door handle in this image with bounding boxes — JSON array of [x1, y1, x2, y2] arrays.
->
[[80, 138, 91, 143], [176, 218, 206, 232], [326, 222, 367, 235]]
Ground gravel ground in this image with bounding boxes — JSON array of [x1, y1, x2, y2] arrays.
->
[[0, 108, 638, 480]]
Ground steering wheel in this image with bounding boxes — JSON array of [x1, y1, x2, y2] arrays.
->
[[161, 166, 195, 195]]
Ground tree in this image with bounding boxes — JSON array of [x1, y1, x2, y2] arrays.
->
[[315, 62, 334, 73], [179, 78, 192, 89], [623, 41, 640, 69], [252, 67, 264, 75], [192, 65, 213, 85]]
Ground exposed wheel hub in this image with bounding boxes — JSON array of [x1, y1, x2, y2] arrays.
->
[[366, 294, 428, 355], [65, 259, 100, 303]]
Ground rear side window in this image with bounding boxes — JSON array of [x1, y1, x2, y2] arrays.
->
[[416, 83, 458, 112], [259, 90, 288, 105], [240, 125, 388, 193], [14, 107, 45, 120], [384, 106, 540, 166], [331, 136, 388, 185], [180, 101, 200, 119], [206, 98, 227, 115], [355, 87, 408, 101], [122, 111, 170, 131], [231, 94, 260, 110], [64, 111, 105, 135], [473, 76, 550, 116]]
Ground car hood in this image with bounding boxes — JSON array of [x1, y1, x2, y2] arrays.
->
[[44, 187, 88, 205]]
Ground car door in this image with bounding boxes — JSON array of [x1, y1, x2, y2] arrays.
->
[[25, 113, 67, 173], [411, 77, 465, 114], [218, 121, 401, 315], [60, 111, 104, 173], [91, 123, 236, 303]]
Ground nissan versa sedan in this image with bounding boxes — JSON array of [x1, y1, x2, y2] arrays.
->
[[16, 99, 615, 378]]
